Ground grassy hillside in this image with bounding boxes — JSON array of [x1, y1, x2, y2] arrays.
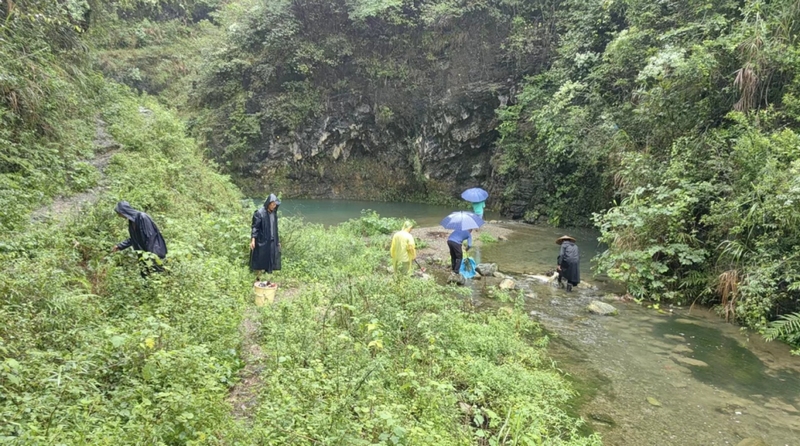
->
[[1, 2, 599, 443]]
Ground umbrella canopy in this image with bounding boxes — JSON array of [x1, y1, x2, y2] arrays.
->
[[440, 211, 485, 231], [461, 187, 489, 203]]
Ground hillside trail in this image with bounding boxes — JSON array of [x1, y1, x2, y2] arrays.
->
[[227, 285, 303, 423], [30, 115, 127, 222]]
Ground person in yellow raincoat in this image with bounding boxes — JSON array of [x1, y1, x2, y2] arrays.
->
[[390, 221, 418, 276]]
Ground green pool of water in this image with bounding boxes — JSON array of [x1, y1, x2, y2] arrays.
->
[[251, 198, 500, 227]]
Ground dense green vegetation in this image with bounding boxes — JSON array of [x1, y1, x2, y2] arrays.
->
[[472, 0, 800, 347], [2, 1, 600, 443], [233, 219, 599, 444]]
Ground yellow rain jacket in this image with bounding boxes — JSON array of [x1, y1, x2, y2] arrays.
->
[[390, 222, 416, 276]]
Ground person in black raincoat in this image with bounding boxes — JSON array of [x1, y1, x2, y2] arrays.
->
[[112, 201, 167, 277], [250, 194, 281, 282], [556, 235, 580, 292]]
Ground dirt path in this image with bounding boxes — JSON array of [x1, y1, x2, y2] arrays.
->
[[227, 285, 302, 422], [31, 117, 121, 222], [226, 306, 266, 423]]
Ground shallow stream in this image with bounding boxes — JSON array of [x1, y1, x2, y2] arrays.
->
[[276, 199, 800, 446]]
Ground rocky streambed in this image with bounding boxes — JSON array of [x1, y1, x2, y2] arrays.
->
[[415, 222, 800, 446]]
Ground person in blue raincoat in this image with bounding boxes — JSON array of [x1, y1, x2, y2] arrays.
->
[[112, 201, 167, 278], [250, 194, 281, 282]]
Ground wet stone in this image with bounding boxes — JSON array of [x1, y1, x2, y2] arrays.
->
[[671, 344, 694, 354], [664, 334, 686, 342], [476, 263, 497, 276], [646, 396, 662, 407], [498, 278, 516, 290], [587, 301, 618, 316], [671, 355, 709, 367], [736, 439, 768, 446], [764, 399, 798, 414], [589, 413, 616, 425], [669, 381, 689, 389]]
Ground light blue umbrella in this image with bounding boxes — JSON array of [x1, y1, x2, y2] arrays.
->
[[461, 187, 488, 203], [440, 211, 485, 231]]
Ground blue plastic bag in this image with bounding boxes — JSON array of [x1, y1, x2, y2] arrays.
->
[[459, 257, 477, 279]]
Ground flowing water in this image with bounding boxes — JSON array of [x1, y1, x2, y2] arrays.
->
[[273, 199, 800, 446]]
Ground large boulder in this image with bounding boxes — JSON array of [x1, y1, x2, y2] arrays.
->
[[476, 263, 497, 276], [587, 301, 618, 316]]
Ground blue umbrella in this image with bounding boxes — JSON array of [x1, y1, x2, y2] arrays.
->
[[461, 187, 488, 203], [441, 211, 485, 231]]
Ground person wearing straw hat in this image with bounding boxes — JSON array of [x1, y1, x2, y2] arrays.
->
[[556, 235, 580, 292], [250, 193, 281, 283], [390, 221, 419, 277]]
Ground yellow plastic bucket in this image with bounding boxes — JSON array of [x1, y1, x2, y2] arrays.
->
[[253, 282, 277, 306]]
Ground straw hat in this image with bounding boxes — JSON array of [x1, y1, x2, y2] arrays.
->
[[555, 235, 576, 245]]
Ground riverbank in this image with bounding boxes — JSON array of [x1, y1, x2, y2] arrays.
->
[[414, 222, 515, 268]]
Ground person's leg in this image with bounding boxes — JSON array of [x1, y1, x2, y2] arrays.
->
[[453, 244, 463, 273], [448, 241, 458, 272]]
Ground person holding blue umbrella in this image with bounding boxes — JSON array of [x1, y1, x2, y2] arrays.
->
[[461, 187, 488, 218], [441, 211, 484, 273]]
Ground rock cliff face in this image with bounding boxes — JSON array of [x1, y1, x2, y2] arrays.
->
[[246, 82, 508, 204], [194, 0, 556, 211]]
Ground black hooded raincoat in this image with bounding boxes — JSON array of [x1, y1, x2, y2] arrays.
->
[[250, 194, 281, 273], [557, 240, 580, 286], [114, 201, 167, 259]]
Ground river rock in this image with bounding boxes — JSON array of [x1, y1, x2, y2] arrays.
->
[[671, 344, 694, 354], [664, 334, 686, 342], [476, 263, 497, 275], [587, 301, 618, 316], [447, 273, 465, 286], [526, 274, 554, 284], [764, 398, 798, 413], [602, 294, 624, 302], [671, 356, 708, 367], [589, 413, 615, 425], [497, 235, 508, 241], [736, 439, 768, 446], [576, 280, 597, 290], [498, 279, 516, 290], [646, 396, 662, 407], [669, 381, 689, 389]]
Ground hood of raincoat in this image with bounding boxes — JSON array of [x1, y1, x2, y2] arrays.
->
[[401, 220, 413, 232], [115, 201, 140, 222], [264, 193, 281, 209]]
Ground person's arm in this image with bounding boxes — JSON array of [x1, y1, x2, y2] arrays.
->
[[113, 237, 132, 252], [557, 244, 565, 270], [407, 237, 416, 260], [250, 211, 261, 250]]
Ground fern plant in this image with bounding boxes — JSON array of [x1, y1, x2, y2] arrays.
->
[[764, 312, 800, 354]]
